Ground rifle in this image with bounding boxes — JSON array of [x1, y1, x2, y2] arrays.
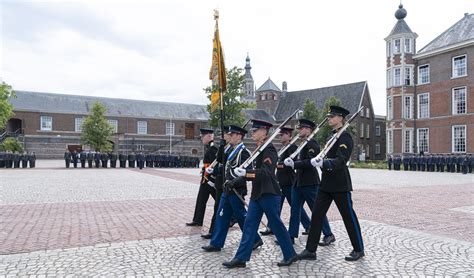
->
[[288, 117, 328, 160], [314, 106, 363, 161]]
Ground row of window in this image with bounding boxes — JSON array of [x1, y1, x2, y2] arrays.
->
[[386, 125, 467, 154], [387, 37, 413, 56], [387, 86, 468, 120], [386, 55, 467, 88], [40, 116, 176, 135], [359, 124, 383, 139], [359, 107, 371, 118]]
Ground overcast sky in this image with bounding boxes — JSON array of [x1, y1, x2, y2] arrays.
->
[[1, 0, 472, 115]]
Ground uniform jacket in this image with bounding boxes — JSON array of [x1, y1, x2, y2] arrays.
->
[[245, 143, 281, 200], [276, 143, 297, 186], [320, 130, 353, 192], [201, 141, 218, 183], [224, 143, 251, 196], [293, 139, 321, 187]]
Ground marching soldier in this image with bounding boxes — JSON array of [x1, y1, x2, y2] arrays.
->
[[100, 152, 108, 168], [64, 150, 71, 168], [260, 127, 311, 237], [21, 152, 28, 168], [202, 125, 262, 252], [13, 152, 20, 168], [387, 155, 392, 170], [137, 152, 145, 169], [402, 154, 409, 171], [128, 152, 136, 168], [439, 154, 446, 172], [186, 128, 218, 227], [71, 150, 78, 168], [284, 119, 334, 245], [87, 151, 94, 168], [79, 151, 86, 168], [29, 152, 36, 168], [119, 152, 126, 168], [94, 151, 101, 168], [223, 120, 298, 268], [298, 105, 364, 262]]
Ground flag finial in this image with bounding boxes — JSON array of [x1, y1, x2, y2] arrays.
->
[[214, 9, 219, 20]]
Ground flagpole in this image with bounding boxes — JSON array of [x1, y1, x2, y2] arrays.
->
[[214, 10, 226, 170]]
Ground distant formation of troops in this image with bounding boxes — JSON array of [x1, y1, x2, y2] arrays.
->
[[0, 151, 36, 168], [388, 153, 473, 174], [63, 150, 200, 169], [187, 105, 365, 268]]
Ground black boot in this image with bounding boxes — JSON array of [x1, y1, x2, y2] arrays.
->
[[297, 249, 316, 260], [185, 221, 202, 227], [319, 234, 336, 246], [252, 239, 263, 250], [222, 258, 246, 268], [277, 255, 298, 267], [345, 250, 365, 261], [201, 233, 212, 239], [201, 245, 221, 252], [259, 227, 273, 236]]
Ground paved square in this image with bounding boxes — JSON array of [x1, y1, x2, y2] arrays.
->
[[1, 161, 473, 276]]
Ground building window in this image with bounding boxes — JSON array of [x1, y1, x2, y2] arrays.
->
[[452, 87, 467, 115], [366, 145, 370, 158], [75, 118, 84, 132], [418, 128, 429, 154], [387, 130, 393, 154], [404, 38, 411, 53], [404, 95, 413, 119], [360, 124, 364, 138], [452, 55, 467, 78], [387, 41, 391, 56], [260, 94, 265, 101], [366, 124, 370, 138], [418, 65, 430, 84], [40, 116, 52, 131], [375, 125, 381, 136], [418, 93, 430, 119], [366, 107, 370, 118], [386, 69, 392, 88], [394, 39, 400, 54], [137, 121, 147, 134], [166, 122, 175, 136], [387, 97, 393, 120], [452, 125, 466, 153], [404, 67, 412, 85], [375, 143, 381, 155], [403, 129, 413, 153], [108, 119, 118, 133], [359, 108, 364, 117], [393, 68, 401, 86]]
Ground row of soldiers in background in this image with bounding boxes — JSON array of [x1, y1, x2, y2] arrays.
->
[[388, 153, 473, 174], [0, 151, 36, 168], [64, 150, 200, 169]]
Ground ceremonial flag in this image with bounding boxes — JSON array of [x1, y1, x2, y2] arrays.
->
[[209, 10, 226, 112]]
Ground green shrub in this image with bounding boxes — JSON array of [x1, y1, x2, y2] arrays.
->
[[0, 137, 23, 153]]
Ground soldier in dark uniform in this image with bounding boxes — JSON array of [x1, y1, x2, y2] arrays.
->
[[202, 128, 230, 239], [100, 152, 108, 168], [284, 119, 334, 245], [109, 152, 117, 168], [223, 120, 298, 268], [462, 154, 468, 174], [64, 150, 72, 168], [186, 128, 218, 226], [21, 152, 28, 168], [299, 105, 364, 262], [79, 151, 86, 168], [128, 152, 136, 168], [6, 151, 13, 168], [13, 152, 20, 168], [387, 155, 392, 170], [87, 151, 93, 168], [439, 154, 446, 172], [202, 125, 262, 253], [469, 154, 473, 174], [118, 153, 125, 168], [145, 153, 151, 168], [260, 127, 311, 237], [402, 154, 409, 171], [71, 150, 78, 168], [0, 151, 5, 168], [29, 152, 36, 168], [137, 152, 145, 169], [456, 154, 463, 173], [94, 151, 101, 168]]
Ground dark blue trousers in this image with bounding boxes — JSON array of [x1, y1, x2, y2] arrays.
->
[[209, 193, 261, 248], [289, 185, 332, 238], [235, 194, 296, 261], [280, 184, 311, 229]]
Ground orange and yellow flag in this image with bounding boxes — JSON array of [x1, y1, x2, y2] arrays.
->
[[209, 10, 227, 112]]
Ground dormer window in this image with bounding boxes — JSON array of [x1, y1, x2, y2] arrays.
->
[[394, 39, 401, 54]]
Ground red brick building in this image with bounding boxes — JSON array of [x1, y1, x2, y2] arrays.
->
[[385, 6, 473, 155]]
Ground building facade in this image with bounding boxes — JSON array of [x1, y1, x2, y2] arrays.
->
[[385, 5, 473, 155]]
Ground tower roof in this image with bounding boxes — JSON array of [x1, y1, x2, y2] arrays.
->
[[386, 5, 414, 38], [256, 78, 281, 92], [418, 13, 474, 55]]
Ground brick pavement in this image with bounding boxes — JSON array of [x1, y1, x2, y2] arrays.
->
[[0, 164, 473, 276]]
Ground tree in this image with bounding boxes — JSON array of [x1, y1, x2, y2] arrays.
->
[[80, 102, 114, 152], [204, 66, 252, 128], [0, 82, 16, 130], [0, 137, 23, 153]]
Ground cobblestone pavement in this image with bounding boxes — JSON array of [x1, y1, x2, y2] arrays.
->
[[1, 161, 473, 276]]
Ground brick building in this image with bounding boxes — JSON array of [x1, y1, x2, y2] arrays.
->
[[385, 5, 473, 155], [7, 91, 210, 158]]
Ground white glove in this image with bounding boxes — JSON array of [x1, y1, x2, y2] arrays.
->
[[233, 168, 246, 177], [284, 157, 294, 168], [205, 167, 214, 175], [311, 157, 323, 168]]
